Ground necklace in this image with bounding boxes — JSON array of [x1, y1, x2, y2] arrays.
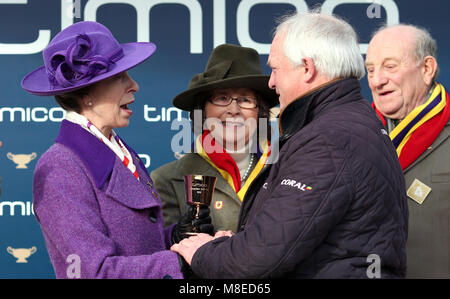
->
[[241, 154, 255, 183]]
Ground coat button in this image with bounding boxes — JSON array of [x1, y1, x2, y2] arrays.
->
[[149, 213, 158, 223]]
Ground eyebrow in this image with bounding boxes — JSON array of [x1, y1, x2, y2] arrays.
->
[[365, 57, 400, 66]]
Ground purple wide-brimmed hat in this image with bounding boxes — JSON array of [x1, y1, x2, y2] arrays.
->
[[22, 21, 156, 96]]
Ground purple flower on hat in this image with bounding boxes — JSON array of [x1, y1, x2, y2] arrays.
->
[[47, 34, 114, 88], [22, 21, 156, 96]]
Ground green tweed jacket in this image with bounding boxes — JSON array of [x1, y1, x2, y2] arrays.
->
[[404, 120, 450, 278]]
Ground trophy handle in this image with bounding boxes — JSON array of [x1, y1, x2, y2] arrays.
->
[[6, 153, 14, 160], [6, 247, 14, 254], [30, 247, 37, 254]]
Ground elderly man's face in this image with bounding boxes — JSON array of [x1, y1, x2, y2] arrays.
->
[[268, 32, 305, 110], [365, 28, 430, 120]]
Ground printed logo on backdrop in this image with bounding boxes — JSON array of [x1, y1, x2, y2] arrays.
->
[[0, 200, 34, 216], [7, 152, 37, 169], [0, 106, 182, 124], [0, 0, 399, 56], [138, 154, 151, 168], [5, 150, 149, 169], [7, 246, 37, 263], [0, 107, 66, 123]]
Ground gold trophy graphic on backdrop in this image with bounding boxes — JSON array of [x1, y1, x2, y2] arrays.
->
[[7, 247, 37, 263], [184, 175, 217, 235], [7, 153, 37, 169]]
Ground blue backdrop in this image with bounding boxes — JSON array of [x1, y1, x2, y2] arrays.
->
[[0, 0, 449, 278]]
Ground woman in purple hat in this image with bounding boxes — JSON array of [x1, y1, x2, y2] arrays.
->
[[22, 21, 212, 279]]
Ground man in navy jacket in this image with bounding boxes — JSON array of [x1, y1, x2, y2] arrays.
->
[[171, 11, 408, 279]]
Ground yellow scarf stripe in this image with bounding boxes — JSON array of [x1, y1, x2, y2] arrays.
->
[[237, 140, 270, 201], [390, 84, 446, 156], [196, 136, 270, 201]]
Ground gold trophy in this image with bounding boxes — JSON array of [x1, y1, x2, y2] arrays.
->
[[184, 175, 217, 235]]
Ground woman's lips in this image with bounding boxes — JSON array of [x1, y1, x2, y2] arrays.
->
[[222, 121, 244, 127], [120, 104, 133, 115], [379, 90, 394, 97]]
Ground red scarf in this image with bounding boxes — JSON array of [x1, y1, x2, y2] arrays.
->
[[201, 130, 242, 191], [198, 130, 270, 199], [372, 83, 450, 170]]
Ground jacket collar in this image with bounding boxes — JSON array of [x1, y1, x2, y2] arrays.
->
[[278, 78, 361, 143], [404, 119, 450, 173], [55, 120, 118, 188]]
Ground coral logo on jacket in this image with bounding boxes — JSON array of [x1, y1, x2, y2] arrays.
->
[[281, 179, 312, 191]]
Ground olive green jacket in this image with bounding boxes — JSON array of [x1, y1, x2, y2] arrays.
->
[[404, 119, 450, 278], [150, 153, 243, 233]]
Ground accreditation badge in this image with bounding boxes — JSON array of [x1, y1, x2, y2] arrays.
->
[[215, 201, 223, 210], [407, 178, 432, 204]]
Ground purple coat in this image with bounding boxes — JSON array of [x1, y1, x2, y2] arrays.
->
[[33, 120, 183, 279]]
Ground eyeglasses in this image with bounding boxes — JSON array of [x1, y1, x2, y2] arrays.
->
[[209, 95, 258, 109]]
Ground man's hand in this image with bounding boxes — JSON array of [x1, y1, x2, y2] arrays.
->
[[171, 233, 214, 265], [214, 230, 234, 238]]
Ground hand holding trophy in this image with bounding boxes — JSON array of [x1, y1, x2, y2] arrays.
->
[[171, 175, 217, 243]]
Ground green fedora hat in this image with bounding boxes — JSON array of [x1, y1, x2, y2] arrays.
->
[[172, 44, 279, 110]]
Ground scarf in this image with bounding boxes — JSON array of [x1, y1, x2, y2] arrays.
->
[[65, 111, 139, 180], [373, 83, 450, 170], [196, 130, 271, 201]]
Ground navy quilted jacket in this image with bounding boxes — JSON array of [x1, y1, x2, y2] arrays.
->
[[191, 78, 408, 278]]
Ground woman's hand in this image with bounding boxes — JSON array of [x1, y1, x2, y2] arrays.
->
[[172, 206, 215, 243]]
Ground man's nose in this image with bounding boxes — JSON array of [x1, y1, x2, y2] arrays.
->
[[268, 71, 276, 90], [370, 70, 388, 89]]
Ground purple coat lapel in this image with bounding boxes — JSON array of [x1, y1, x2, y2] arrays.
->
[[55, 120, 116, 188], [106, 157, 160, 209], [55, 120, 160, 209]]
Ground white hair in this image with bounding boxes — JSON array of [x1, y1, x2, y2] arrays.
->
[[274, 11, 365, 80]]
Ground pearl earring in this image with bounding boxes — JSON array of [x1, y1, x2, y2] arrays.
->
[[88, 102, 93, 106]]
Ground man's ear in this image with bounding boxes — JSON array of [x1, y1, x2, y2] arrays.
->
[[421, 56, 438, 85], [301, 57, 316, 83]]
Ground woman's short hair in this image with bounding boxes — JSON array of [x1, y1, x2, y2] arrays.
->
[[54, 84, 94, 113], [274, 10, 365, 80]]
